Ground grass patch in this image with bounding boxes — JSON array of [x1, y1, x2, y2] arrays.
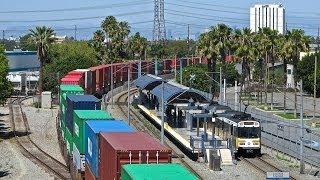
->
[[256, 104, 281, 111], [289, 164, 300, 168], [276, 113, 307, 119], [276, 154, 291, 163]]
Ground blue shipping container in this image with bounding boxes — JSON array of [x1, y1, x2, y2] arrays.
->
[[66, 95, 101, 134], [85, 120, 135, 178]]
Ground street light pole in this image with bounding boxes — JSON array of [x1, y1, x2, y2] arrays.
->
[[128, 65, 131, 125], [219, 67, 222, 104], [111, 64, 114, 109], [314, 56, 317, 118], [299, 79, 305, 174], [161, 81, 165, 145]]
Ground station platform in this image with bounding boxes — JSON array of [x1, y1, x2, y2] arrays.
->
[[138, 105, 228, 160]]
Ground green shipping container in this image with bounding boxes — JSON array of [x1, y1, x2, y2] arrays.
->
[[59, 85, 84, 113], [121, 164, 198, 180], [59, 85, 84, 141], [73, 110, 113, 154], [65, 128, 73, 154]]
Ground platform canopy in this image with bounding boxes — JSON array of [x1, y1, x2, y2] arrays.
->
[[151, 81, 210, 104], [135, 74, 164, 90]]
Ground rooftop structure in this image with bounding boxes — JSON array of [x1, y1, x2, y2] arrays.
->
[[250, 4, 285, 34]]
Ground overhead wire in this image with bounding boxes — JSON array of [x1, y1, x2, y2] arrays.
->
[[0, 0, 152, 14], [0, 10, 153, 23]]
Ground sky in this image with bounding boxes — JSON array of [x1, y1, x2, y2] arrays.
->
[[0, 0, 319, 40]]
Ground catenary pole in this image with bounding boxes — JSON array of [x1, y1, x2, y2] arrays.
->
[[128, 64, 131, 125], [219, 67, 222, 104], [111, 64, 114, 109], [315, 27, 320, 118], [161, 81, 165, 144], [300, 79, 305, 174]]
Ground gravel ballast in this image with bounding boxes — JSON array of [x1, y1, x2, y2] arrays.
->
[[0, 106, 54, 180], [21, 98, 66, 165]]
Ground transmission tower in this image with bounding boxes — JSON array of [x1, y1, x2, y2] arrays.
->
[[153, 0, 166, 42]]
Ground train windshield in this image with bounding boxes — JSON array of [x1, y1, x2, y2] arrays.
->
[[238, 127, 260, 138]]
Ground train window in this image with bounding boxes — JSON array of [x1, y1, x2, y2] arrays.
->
[[238, 127, 260, 138]]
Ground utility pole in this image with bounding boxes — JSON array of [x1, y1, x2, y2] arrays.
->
[[174, 55, 177, 81], [299, 79, 305, 174], [111, 64, 114, 109], [315, 27, 320, 118], [219, 67, 222, 104], [74, 25, 77, 41], [161, 81, 165, 145], [180, 57, 182, 84], [187, 24, 190, 55], [128, 64, 131, 125], [2, 30, 4, 42]]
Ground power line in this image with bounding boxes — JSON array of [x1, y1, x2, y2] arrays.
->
[[0, 11, 153, 23], [167, 2, 320, 22], [166, 12, 248, 26], [165, 9, 248, 22], [2, 20, 154, 32], [0, 0, 152, 14]]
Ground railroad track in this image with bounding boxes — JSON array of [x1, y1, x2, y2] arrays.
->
[[241, 156, 297, 180], [9, 97, 71, 180], [114, 89, 203, 180]]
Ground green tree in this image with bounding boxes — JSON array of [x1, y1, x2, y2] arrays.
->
[[128, 32, 148, 59], [149, 43, 166, 59], [297, 52, 320, 97], [180, 64, 209, 92], [0, 44, 12, 105], [19, 34, 37, 51], [215, 24, 233, 78], [197, 27, 219, 93], [234, 28, 256, 84], [90, 30, 105, 63], [43, 42, 98, 92], [165, 40, 196, 58], [101, 16, 130, 63], [29, 26, 56, 94]]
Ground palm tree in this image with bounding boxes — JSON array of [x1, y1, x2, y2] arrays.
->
[[197, 27, 219, 96], [29, 26, 56, 94], [215, 24, 233, 78], [233, 28, 257, 106], [128, 32, 148, 59], [275, 34, 293, 112], [101, 16, 131, 62], [286, 29, 310, 117], [92, 30, 105, 63], [234, 28, 256, 84]]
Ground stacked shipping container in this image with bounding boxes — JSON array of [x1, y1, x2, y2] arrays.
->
[[99, 132, 172, 180], [85, 120, 135, 179], [72, 110, 113, 171], [57, 58, 204, 179]]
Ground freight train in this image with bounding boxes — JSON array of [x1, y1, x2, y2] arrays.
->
[[58, 57, 204, 180]]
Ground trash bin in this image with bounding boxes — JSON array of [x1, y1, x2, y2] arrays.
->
[[212, 154, 221, 171]]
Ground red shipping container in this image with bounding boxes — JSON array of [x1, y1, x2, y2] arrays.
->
[[99, 132, 172, 180], [85, 162, 96, 180], [60, 76, 81, 85], [90, 65, 107, 93], [68, 70, 85, 76]]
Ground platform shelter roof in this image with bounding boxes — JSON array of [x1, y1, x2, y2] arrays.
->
[[135, 74, 164, 90], [151, 81, 210, 104]]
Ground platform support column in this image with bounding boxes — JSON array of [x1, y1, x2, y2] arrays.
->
[[196, 117, 200, 137], [235, 81, 238, 111], [161, 81, 165, 145]]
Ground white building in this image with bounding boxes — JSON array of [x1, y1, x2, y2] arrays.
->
[[250, 4, 285, 34]]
